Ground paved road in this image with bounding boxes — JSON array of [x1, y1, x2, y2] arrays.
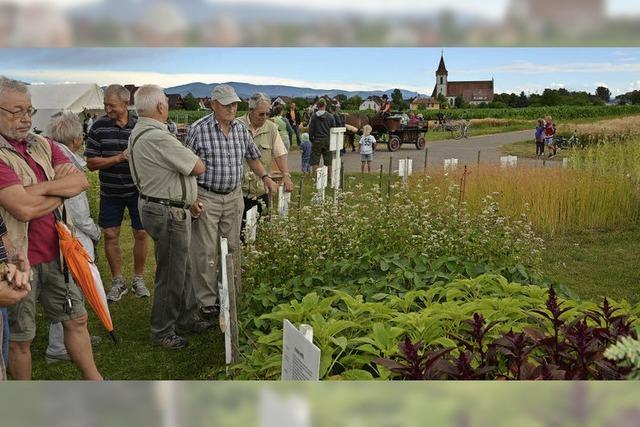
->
[[287, 129, 560, 173]]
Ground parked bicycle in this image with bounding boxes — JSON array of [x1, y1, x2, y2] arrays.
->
[[434, 116, 471, 140], [554, 130, 582, 150]]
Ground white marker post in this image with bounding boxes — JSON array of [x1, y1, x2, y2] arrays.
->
[[398, 158, 413, 184], [244, 205, 258, 244], [281, 319, 321, 381], [329, 127, 346, 190], [315, 166, 328, 202], [562, 158, 569, 168], [278, 184, 291, 217], [218, 237, 232, 371], [500, 155, 518, 168], [444, 158, 459, 171]]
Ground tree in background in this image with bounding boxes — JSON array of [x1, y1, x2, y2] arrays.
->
[[342, 95, 362, 110], [516, 91, 529, 108], [454, 95, 467, 108], [392, 88, 406, 110], [437, 93, 448, 109], [182, 92, 199, 111], [595, 86, 611, 103]]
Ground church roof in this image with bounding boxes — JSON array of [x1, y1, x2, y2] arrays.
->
[[436, 53, 448, 75]]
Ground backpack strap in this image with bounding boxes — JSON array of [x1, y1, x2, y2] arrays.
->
[[130, 128, 187, 205]]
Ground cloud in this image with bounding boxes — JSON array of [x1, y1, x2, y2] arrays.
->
[[467, 60, 640, 75], [4, 68, 428, 93]]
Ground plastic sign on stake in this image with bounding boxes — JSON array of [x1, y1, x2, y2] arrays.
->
[[444, 158, 458, 171], [278, 185, 290, 217], [316, 166, 328, 202], [398, 159, 413, 181], [218, 237, 232, 371], [281, 319, 321, 381], [329, 127, 345, 189], [500, 155, 518, 168], [244, 206, 258, 243]]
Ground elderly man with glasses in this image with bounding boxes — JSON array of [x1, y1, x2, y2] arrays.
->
[[238, 93, 294, 240], [0, 76, 102, 380], [186, 85, 277, 322]]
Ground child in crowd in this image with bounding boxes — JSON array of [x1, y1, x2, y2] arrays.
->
[[535, 118, 545, 157], [300, 132, 312, 174], [544, 115, 557, 158], [358, 124, 376, 173]]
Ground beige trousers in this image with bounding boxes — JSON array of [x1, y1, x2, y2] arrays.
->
[[190, 186, 243, 308]]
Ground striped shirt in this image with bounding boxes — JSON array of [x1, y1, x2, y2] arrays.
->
[[85, 114, 138, 198], [0, 215, 7, 262], [185, 113, 261, 193]]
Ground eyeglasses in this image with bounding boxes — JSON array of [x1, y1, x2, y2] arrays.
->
[[0, 106, 37, 119]]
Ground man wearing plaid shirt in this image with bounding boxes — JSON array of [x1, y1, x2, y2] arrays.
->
[[186, 84, 277, 321]]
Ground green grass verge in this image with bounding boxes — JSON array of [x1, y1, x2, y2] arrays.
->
[[541, 227, 640, 304]]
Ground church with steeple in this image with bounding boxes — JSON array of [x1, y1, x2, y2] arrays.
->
[[431, 52, 494, 107]]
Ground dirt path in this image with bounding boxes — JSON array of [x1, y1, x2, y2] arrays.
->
[[288, 129, 562, 172]]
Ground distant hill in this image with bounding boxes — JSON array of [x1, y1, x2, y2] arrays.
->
[[165, 81, 422, 100]]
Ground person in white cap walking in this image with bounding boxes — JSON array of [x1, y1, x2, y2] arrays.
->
[[185, 84, 277, 322]]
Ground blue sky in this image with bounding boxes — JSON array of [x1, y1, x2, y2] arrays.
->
[[1, 48, 639, 96]]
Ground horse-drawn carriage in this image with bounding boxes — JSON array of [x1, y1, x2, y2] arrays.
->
[[368, 115, 428, 152]]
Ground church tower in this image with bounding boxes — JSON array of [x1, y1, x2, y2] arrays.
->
[[435, 51, 448, 98]]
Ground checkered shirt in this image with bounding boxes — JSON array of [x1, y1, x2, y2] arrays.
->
[[186, 114, 261, 192]]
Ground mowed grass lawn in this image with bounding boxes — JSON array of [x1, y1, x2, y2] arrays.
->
[[28, 172, 640, 379], [31, 218, 226, 380]]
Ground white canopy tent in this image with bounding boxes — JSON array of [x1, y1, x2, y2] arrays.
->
[[28, 83, 104, 133]]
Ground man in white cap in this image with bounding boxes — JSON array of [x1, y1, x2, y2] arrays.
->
[[185, 84, 277, 321]]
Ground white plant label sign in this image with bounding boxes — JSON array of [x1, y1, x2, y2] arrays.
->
[[444, 158, 458, 171], [278, 185, 290, 217], [218, 237, 232, 368], [281, 319, 320, 381], [245, 206, 258, 243], [399, 159, 413, 178], [316, 166, 328, 201], [329, 127, 345, 189]]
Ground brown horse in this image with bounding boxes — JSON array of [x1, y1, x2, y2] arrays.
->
[[344, 112, 370, 152]]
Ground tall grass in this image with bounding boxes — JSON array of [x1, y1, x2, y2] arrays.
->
[[418, 165, 640, 236], [570, 138, 640, 182]]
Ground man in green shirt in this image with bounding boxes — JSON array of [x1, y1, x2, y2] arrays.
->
[[128, 85, 206, 349]]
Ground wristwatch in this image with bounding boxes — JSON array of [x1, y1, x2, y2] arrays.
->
[[260, 174, 270, 181], [283, 172, 292, 178]]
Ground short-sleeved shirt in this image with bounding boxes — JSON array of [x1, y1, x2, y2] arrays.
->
[[129, 117, 199, 206], [0, 215, 7, 262], [359, 135, 376, 155], [0, 138, 70, 266], [185, 113, 261, 193], [85, 114, 138, 198]]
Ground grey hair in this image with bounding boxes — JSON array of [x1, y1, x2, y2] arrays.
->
[[134, 84, 167, 117], [46, 111, 83, 146], [104, 84, 130, 103], [248, 93, 270, 110], [0, 76, 28, 98]]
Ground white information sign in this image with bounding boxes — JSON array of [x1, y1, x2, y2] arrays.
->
[[218, 238, 232, 369], [281, 319, 321, 381], [398, 158, 413, 179], [444, 158, 459, 171], [278, 185, 291, 217], [329, 127, 345, 189], [500, 155, 518, 168], [315, 166, 328, 202], [244, 206, 258, 243]]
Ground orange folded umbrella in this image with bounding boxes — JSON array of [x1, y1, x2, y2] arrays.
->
[[55, 221, 117, 343]]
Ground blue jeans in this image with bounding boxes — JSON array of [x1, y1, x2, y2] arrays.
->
[[1, 307, 8, 366]]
